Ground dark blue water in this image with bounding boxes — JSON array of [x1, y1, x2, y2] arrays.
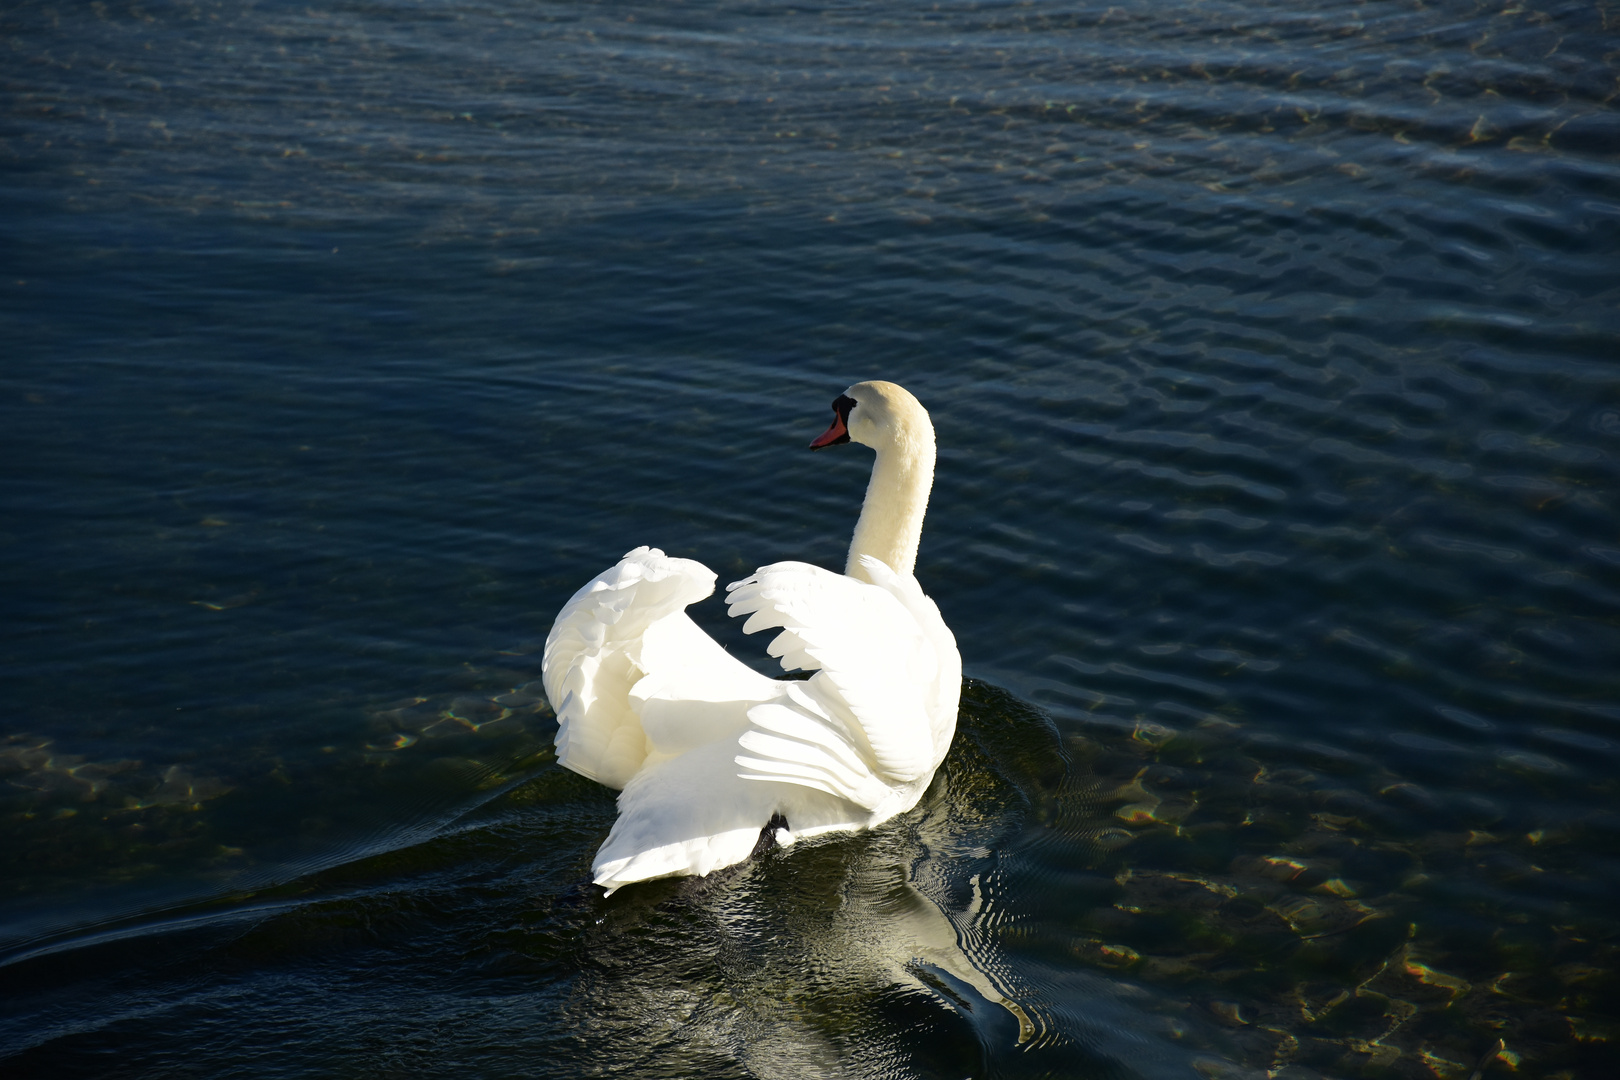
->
[[3, 0, 1618, 1076]]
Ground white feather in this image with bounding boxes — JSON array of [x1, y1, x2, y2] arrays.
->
[[543, 382, 960, 894]]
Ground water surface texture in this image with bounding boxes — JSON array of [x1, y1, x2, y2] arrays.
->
[[3, 0, 1618, 1077]]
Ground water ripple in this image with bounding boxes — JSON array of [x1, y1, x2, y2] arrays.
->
[[4, 0, 1618, 1074]]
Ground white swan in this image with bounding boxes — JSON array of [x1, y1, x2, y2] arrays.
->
[[542, 381, 961, 894]]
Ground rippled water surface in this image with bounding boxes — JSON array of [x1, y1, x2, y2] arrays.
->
[[3, 0, 1619, 1076]]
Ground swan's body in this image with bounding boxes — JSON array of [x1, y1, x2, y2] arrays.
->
[[542, 382, 960, 894]]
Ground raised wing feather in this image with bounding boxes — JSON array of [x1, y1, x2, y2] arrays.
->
[[726, 561, 939, 783], [543, 547, 718, 789]]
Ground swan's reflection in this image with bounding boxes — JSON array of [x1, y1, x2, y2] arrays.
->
[[564, 746, 1198, 1080]]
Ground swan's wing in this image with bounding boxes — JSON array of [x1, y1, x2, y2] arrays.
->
[[592, 732, 862, 894], [543, 547, 719, 789], [726, 561, 939, 783], [735, 691, 893, 810]]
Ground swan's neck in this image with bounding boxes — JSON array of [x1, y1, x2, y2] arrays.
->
[[846, 433, 935, 582]]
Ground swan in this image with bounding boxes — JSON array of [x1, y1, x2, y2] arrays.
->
[[542, 381, 960, 895]]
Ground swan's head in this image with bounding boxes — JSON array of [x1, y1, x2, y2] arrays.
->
[[809, 381, 932, 454]]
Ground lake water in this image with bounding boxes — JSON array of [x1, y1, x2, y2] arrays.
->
[[3, 0, 1618, 1076]]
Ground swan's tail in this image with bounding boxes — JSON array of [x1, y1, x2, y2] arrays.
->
[[542, 547, 715, 790]]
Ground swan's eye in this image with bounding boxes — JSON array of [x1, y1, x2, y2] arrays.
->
[[833, 394, 857, 420]]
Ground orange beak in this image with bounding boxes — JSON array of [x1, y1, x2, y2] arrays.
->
[[810, 413, 848, 449], [809, 394, 856, 450]]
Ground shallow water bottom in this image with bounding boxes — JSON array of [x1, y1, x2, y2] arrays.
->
[[2, 682, 1613, 1079]]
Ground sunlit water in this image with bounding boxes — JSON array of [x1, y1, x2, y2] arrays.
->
[[3, 0, 1618, 1076]]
